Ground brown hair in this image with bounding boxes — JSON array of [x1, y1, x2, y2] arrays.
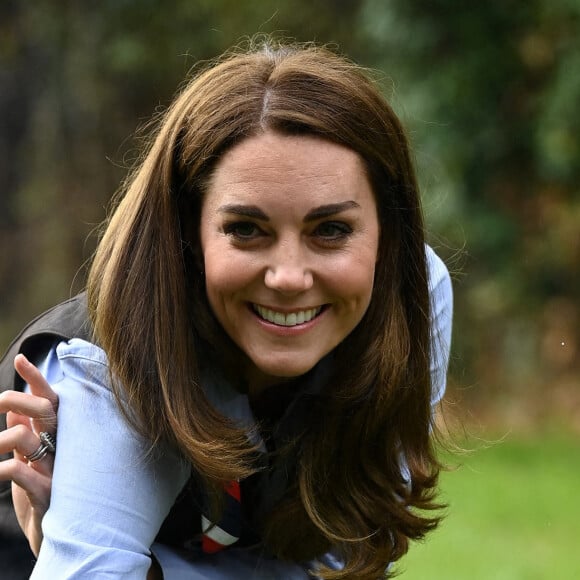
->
[[87, 38, 442, 579]]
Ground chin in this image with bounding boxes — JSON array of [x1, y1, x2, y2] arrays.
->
[[250, 358, 319, 385]]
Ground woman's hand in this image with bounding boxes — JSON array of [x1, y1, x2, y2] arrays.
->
[[0, 355, 58, 556], [1, 355, 163, 578]]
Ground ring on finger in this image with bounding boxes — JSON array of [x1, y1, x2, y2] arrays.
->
[[25, 432, 57, 463]]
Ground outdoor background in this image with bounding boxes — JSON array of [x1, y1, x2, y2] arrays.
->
[[1, 1, 578, 577]]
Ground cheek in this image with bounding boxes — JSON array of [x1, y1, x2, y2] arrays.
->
[[359, 266, 377, 311], [202, 246, 254, 301], [201, 243, 227, 302], [355, 256, 377, 314], [325, 255, 376, 316], [203, 260, 229, 303]]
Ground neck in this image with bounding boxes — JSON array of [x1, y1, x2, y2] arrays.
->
[[244, 365, 292, 399]]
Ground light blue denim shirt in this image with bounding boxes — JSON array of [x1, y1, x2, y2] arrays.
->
[[30, 245, 453, 579]]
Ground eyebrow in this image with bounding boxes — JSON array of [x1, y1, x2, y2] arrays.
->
[[303, 201, 361, 222], [218, 204, 269, 220], [218, 201, 360, 222]]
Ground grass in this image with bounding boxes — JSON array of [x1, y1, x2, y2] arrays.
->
[[397, 430, 580, 579]]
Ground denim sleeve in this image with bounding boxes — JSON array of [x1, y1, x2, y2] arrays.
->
[[31, 339, 190, 580]]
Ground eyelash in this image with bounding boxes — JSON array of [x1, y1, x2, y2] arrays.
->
[[222, 220, 353, 244], [223, 221, 263, 240], [313, 221, 353, 240]]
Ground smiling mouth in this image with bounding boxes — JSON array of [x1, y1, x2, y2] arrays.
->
[[252, 304, 325, 327]]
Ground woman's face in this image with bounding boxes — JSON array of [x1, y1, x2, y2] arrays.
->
[[200, 131, 380, 393]]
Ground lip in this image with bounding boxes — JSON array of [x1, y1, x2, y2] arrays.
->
[[250, 303, 327, 328]]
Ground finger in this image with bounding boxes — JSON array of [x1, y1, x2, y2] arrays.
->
[[0, 423, 55, 476], [6, 409, 29, 430], [0, 391, 57, 432], [0, 459, 52, 513], [14, 355, 59, 410]]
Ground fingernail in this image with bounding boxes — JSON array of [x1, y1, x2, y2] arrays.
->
[[15, 354, 30, 367]]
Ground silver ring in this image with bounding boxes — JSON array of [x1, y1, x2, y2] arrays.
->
[[25, 432, 56, 463], [39, 431, 56, 453]]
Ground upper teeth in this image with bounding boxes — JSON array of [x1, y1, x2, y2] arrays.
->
[[253, 305, 322, 326]]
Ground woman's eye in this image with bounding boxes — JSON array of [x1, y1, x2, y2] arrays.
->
[[223, 221, 262, 240], [314, 221, 353, 240]]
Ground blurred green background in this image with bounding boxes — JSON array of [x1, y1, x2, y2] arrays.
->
[[1, 1, 579, 577]]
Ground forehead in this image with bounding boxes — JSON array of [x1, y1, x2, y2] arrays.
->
[[203, 131, 376, 210]]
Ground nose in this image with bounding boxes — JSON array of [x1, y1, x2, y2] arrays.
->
[[264, 244, 314, 295]]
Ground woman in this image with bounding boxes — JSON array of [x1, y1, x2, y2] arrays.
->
[[0, 40, 453, 579]]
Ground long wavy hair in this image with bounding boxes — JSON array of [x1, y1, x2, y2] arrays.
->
[[87, 39, 442, 579]]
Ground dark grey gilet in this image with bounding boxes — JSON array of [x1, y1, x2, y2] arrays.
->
[[0, 295, 230, 576], [0, 294, 90, 578]]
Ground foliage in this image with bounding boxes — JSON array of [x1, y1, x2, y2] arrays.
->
[[1, 0, 578, 426], [359, 0, 580, 420]]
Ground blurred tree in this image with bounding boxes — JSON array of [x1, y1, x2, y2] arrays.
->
[[1, 0, 578, 426], [359, 0, 580, 423], [0, 0, 365, 347]]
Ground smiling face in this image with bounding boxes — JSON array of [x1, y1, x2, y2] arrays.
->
[[200, 131, 380, 393]]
